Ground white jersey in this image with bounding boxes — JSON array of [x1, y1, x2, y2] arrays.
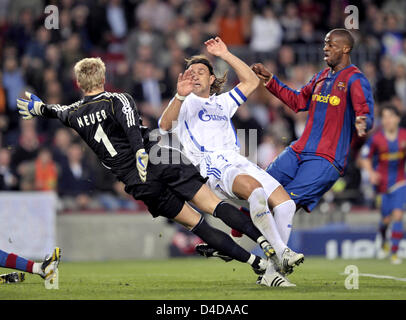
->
[[159, 86, 281, 201], [159, 87, 247, 166]]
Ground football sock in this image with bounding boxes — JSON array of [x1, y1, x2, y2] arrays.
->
[[0, 249, 34, 273], [248, 188, 287, 258], [213, 201, 269, 246], [379, 221, 388, 245], [273, 200, 296, 244], [247, 254, 268, 271], [391, 220, 403, 255], [191, 216, 251, 263], [230, 207, 250, 238]]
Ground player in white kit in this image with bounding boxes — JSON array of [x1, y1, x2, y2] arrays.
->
[[159, 37, 304, 283]]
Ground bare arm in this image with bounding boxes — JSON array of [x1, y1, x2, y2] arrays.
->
[[205, 37, 259, 97], [359, 157, 381, 185], [159, 69, 194, 132]]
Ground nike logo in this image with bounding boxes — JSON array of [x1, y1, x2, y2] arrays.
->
[[290, 192, 299, 197]]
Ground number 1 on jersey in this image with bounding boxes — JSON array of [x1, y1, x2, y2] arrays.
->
[[94, 124, 118, 157]]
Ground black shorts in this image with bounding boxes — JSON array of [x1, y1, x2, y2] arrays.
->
[[125, 147, 207, 219]]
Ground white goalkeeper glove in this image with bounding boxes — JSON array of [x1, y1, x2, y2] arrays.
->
[[17, 91, 44, 120], [136, 148, 148, 183]]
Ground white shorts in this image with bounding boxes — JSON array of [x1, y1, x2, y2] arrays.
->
[[199, 150, 281, 201]]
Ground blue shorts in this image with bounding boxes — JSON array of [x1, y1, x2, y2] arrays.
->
[[266, 147, 341, 212], [380, 185, 406, 217]]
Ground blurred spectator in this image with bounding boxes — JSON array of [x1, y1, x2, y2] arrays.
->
[[249, 6, 283, 60], [382, 13, 404, 59], [277, 45, 296, 79], [0, 147, 18, 190], [106, 0, 128, 40], [35, 148, 58, 191], [2, 56, 25, 115], [257, 133, 284, 169], [376, 56, 396, 103], [296, 19, 321, 45], [58, 143, 94, 210], [280, 2, 302, 44], [25, 26, 51, 61], [395, 63, 406, 107], [125, 19, 163, 65], [131, 60, 164, 113], [51, 128, 73, 165], [136, 0, 175, 34], [298, 0, 323, 28], [210, 0, 249, 47], [11, 123, 40, 174], [5, 8, 35, 56]]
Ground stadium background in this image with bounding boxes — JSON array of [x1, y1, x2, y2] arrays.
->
[[0, 0, 405, 262]]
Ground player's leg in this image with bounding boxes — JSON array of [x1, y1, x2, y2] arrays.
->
[[0, 248, 60, 280], [173, 202, 268, 273], [201, 151, 289, 259], [388, 186, 405, 264], [267, 186, 296, 245], [231, 173, 288, 259], [377, 193, 391, 259], [390, 209, 403, 264], [189, 184, 273, 257]]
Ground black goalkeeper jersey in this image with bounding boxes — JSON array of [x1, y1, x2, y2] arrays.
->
[[41, 91, 155, 185]]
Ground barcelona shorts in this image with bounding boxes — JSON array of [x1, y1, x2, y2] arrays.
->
[[266, 147, 341, 212], [380, 184, 406, 217]]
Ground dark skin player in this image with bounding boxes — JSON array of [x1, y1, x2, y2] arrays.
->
[[252, 29, 367, 137]]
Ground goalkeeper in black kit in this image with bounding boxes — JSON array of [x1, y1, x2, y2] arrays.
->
[[17, 57, 290, 286]]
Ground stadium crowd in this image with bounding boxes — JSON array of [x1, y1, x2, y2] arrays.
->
[[0, 0, 405, 211]]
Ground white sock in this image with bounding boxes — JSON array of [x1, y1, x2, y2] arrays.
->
[[32, 262, 42, 274], [248, 188, 287, 258], [273, 200, 296, 245]]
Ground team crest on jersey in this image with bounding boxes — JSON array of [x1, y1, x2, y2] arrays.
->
[[122, 105, 132, 114], [337, 81, 346, 91], [329, 95, 341, 106], [198, 108, 228, 122]]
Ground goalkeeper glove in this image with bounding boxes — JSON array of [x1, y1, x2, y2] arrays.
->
[[17, 91, 44, 120], [136, 148, 148, 183]]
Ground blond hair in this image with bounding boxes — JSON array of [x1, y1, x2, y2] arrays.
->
[[73, 57, 106, 93], [185, 55, 228, 95]]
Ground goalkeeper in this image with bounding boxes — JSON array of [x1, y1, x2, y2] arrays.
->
[[16, 57, 291, 285]]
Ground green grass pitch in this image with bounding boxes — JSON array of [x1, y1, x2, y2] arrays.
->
[[0, 257, 405, 300]]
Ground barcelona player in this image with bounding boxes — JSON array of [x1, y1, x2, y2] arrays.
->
[[199, 29, 374, 264], [360, 105, 406, 264], [0, 248, 60, 282]]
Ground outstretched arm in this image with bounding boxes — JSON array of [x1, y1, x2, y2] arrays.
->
[[17, 91, 80, 125], [158, 69, 194, 132], [252, 63, 316, 113], [205, 37, 259, 98]]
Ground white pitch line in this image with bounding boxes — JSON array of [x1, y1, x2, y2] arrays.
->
[[340, 273, 406, 282]]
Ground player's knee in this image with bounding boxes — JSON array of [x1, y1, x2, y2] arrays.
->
[[274, 199, 296, 215], [233, 174, 262, 196], [392, 209, 403, 221]]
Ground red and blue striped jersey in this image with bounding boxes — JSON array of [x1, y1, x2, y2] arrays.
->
[[266, 64, 374, 175], [361, 128, 406, 193]]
